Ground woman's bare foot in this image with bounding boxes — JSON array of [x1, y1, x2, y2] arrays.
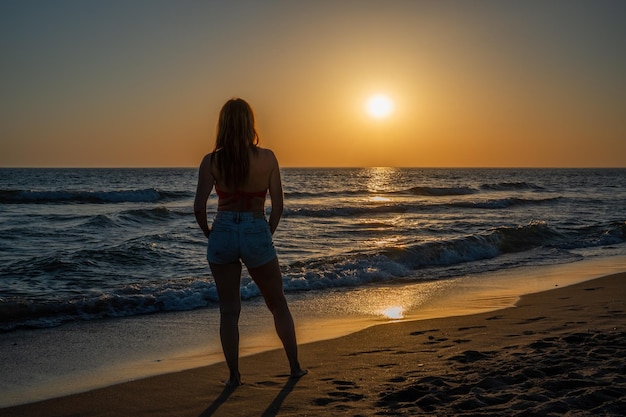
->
[[290, 368, 308, 379], [225, 379, 242, 387], [225, 372, 242, 387]]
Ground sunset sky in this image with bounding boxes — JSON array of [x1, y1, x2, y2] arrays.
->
[[1, 1, 625, 168]]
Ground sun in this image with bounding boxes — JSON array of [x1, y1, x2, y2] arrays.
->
[[365, 94, 394, 119]]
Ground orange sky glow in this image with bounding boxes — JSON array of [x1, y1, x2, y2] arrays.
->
[[1, 1, 625, 168]]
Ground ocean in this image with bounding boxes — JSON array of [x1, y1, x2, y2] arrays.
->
[[2, 167, 625, 333]]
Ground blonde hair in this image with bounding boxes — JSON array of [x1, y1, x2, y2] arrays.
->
[[213, 98, 259, 188]]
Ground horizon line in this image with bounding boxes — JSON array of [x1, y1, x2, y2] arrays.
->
[[2, 165, 625, 170]]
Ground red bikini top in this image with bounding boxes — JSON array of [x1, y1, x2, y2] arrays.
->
[[215, 186, 267, 209]]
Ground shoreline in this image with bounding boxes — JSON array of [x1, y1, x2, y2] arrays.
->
[[2, 256, 626, 414], [2, 270, 624, 416]]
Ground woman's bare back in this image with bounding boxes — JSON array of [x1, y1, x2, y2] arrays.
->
[[211, 147, 283, 228]]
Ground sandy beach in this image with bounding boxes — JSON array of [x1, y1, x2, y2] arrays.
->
[[2, 269, 625, 416]]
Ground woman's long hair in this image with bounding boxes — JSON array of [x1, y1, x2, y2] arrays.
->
[[212, 98, 259, 189]]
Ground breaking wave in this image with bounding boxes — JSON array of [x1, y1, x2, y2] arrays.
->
[[0, 189, 192, 204]]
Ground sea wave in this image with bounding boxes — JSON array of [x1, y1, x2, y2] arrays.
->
[[448, 197, 562, 209], [284, 182, 544, 199], [77, 207, 187, 230], [285, 190, 365, 198], [283, 196, 562, 217], [3, 234, 173, 282], [481, 181, 546, 191], [0, 189, 192, 204], [403, 186, 477, 196], [281, 220, 623, 291], [0, 274, 272, 332], [0, 279, 219, 332], [285, 204, 409, 217], [286, 186, 479, 198], [2, 220, 624, 332]]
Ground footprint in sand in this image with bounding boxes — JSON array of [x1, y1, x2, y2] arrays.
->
[[333, 380, 358, 390], [517, 316, 547, 325], [253, 380, 283, 388], [448, 350, 493, 363], [458, 325, 487, 331], [424, 335, 449, 345], [377, 363, 398, 368], [313, 380, 364, 406], [346, 348, 393, 356], [410, 328, 440, 336]]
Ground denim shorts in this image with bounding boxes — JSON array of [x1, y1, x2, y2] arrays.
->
[[207, 211, 277, 268]]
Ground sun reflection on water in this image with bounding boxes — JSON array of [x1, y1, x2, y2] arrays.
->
[[364, 167, 399, 193], [381, 306, 404, 320], [370, 195, 391, 202]]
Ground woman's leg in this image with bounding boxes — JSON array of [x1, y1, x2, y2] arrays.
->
[[248, 257, 307, 377], [210, 261, 243, 385]]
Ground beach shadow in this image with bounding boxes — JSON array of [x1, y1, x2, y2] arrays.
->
[[261, 377, 302, 417], [198, 384, 238, 417]]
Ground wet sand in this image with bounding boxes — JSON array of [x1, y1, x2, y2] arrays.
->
[[2, 270, 625, 416]]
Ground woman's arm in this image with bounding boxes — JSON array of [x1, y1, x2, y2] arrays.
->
[[267, 151, 283, 235], [194, 154, 215, 239]]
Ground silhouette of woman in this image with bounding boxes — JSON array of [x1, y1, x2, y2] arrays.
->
[[194, 98, 307, 386]]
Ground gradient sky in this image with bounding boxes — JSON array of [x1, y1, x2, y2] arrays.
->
[[1, 0, 625, 167]]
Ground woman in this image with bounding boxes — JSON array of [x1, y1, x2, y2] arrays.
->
[[194, 98, 306, 386]]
